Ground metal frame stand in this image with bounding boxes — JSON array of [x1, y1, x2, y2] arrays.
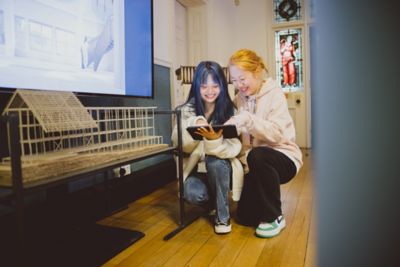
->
[[162, 107, 203, 241]]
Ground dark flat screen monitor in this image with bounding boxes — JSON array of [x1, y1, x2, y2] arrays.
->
[[0, 0, 153, 97]]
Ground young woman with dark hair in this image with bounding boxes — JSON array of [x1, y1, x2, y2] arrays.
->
[[172, 61, 243, 234]]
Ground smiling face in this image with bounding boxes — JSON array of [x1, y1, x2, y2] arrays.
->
[[229, 65, 262, 97], [200, 74, 221, 104]]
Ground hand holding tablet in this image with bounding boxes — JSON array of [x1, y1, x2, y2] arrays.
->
[[186, 124, 239, 140]]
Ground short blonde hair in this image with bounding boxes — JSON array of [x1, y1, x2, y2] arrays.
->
[[229, 49, 268, 76]]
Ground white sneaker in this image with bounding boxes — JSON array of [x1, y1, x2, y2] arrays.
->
[[255, 215, 286, 238], [214, 221, 231, 234]]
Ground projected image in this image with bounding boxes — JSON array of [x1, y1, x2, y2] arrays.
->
[[80, 12, 114, 72], [0, 10, 4, 46], [0, 0, 153, 97], [0, 0, 125, 94]]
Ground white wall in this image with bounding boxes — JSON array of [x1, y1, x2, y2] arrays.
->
[[153, 0, 271, 72], [153, 0, 272, 69], [153, 0, 174, 67], [153, 0, 272, 107], [206, 0, 269, 67]]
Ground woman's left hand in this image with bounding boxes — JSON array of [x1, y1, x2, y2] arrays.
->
[[225, 111, 251, 128], [195, 126, 223, 140]]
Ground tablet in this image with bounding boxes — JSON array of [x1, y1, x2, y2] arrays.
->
[[186, 124, 238, 140]]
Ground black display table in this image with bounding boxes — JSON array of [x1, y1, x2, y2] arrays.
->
[[0, 109, 198, 266]]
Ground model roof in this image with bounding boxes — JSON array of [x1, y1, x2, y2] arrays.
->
[[2, 89, 98, 132]]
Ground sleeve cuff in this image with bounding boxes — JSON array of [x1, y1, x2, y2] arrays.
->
[[204, 135, 223, 145], [187, 115, 207, 127]]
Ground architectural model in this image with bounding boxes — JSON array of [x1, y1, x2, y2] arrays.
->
[[0, 89, 168, 186]]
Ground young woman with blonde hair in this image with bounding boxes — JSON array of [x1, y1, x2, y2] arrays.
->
[[226, 49, 302, 238]]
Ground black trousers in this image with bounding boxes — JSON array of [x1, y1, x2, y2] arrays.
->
[[236, 146, 297, 226]]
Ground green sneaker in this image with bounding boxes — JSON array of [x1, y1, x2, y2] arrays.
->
[[255, 215, 286, 238]]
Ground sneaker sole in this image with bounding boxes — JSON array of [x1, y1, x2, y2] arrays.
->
[[255, 221, 286, 238], [214, 225, 232, 234]]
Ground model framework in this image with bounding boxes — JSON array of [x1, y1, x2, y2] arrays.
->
[[0, 89, 167, 185]]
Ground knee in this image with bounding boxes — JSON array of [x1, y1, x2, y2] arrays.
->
[[205, 156, 230, 173], [184, 179, 209, 205], [247, 147, 274, 169], [185, 190, 208, 205], [247, 147, 264, 166]]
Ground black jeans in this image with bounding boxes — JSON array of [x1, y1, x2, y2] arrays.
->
[[237, 146, 297, 226]]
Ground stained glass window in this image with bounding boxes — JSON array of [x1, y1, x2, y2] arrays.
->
[[275, 28, 303, 92], [274, 0, 302, 23]]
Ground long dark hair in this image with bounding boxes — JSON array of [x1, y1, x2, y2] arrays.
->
[[185, 61, 235, 124]]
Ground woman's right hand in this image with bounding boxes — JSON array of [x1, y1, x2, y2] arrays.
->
[[195, 126, 222, 140]]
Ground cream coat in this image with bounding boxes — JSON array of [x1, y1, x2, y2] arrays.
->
[[232, 78, 303, 173], [171, 102, 244, 201]]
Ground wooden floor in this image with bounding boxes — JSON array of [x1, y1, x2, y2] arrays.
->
[[100, 149, 315, 267]]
